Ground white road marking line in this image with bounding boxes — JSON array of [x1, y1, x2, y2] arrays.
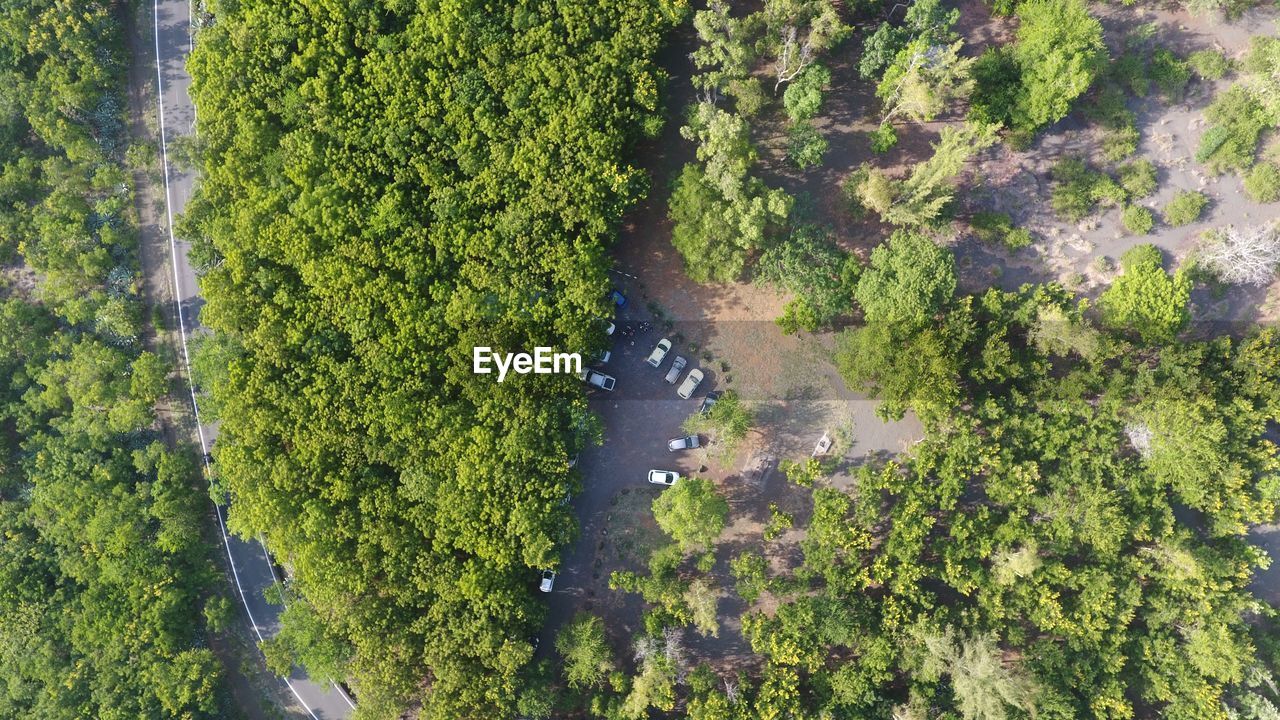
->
[[150, 2, 337, 716]]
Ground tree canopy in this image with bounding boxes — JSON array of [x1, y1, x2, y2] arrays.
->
[[181, 0, 682, 715], [0, 2, 230, 716]]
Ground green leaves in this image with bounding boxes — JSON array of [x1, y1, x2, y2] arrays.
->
[[1100, 244, 1191, 343], [652, 477, 729, 553], [854, 230, 955, 329]]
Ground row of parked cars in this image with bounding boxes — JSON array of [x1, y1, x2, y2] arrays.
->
[[543, 322, 715, 593], [645, 338, 705, 399]]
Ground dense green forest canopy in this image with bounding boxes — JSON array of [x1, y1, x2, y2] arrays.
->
[[182, 0, 681, 716], [0, 1, 229, 717]]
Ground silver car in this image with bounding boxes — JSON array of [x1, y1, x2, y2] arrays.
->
[[646, 338, 672, 368], [539, 569, 556, 592], [579, 368, 616, 391], [647, 470, 680, 486], [665, 355, 686, 384], [667, 435, 700, 452], [677, 368, 704, 399]]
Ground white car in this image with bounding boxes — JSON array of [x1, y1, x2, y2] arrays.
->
[[648, 470, 680, 486], [677, 368, 704, 399], [602, 320, 616, 336], [539, 569, 556, 592], [646, 338, 672, 368], [579, 368, 616, 391]]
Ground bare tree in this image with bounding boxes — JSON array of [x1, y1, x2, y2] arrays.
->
[[1199, 222, 1280, 286]]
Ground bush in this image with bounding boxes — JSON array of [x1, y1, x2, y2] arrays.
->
[[1163, 190, 1209, 226], [1244, 163, 1280, 203], [1102, 124, 1140, 162], [1052, 157, 1106, 220], [787, 122, 828, 168], [971, 210, 1033, 249], [869, 123, 898, 153], [1100, 244, 1191, 343], [1196, 85, 1271, 173], [1083, 85, 1140, 161], [1122, 205, 1155, 234], [1188, 49, 1231, 81], [783, 64, 831, 122], [1118, 159, 1158, 198], [1004, 227, 1033, 249], [1150, 48, 1191, 100]]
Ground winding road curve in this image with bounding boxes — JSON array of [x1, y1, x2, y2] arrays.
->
[[146, 1, 355, 717]]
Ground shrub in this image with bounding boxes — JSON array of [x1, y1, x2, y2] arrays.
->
[[869, 123, 898, 153], [1052, 157, 1108, 220], [783, 64, 831, 122], [1084, 85, 1140, 161], [1102, 124, 1140, 162], [1118, 159, 1158, 198], [1150, 48, 1191, 100], [971, 211, 1034, 249], [1244, 163, 1280, 203], [1188, 49, 1230, 81], [1196, 85, 1271, 173], [787, 122, 828, 168], [1163, 190, 1209, 226], [1006, 228, 1033, 249], [1122, 205, 1155, 234], [1100, 244, 1190, 343]]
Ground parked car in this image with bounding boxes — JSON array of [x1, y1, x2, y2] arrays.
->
[[595, 349, 612, 364], [665, 355, 687, 384], [699, 391, 721, 415], [604, 320, 616, 336], [677, 368, 704, 399], [579, 368, 616, 391], [667, 435, 700, 452], [647, 470, 680, 486], [646, 338, 672, 368], [813, 433, 833, 456], [610, 289, 627, 308], [539, 569, 556, 592]]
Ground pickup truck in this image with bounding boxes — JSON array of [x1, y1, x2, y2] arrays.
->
[[579, 368, 616, 391], [665, 355, 686, 384], [646, 338, 672, 368]]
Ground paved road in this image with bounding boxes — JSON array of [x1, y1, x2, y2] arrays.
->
[[146, 1, 355, 717]]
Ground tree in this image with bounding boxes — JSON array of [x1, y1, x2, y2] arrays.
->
[[671, 104, 793, 282], [854, 230, 956, 329], [691, 0, 758, 101], [856, 122, 999, 226], [652, 477, 730, 553], [1100, 244, 1191, 344], [684, 580, 721, 637], [1010, 0, 1106, 131], [756, 225, 854, 332], [876, 39, 974, 127], [556, 613, 616, 690], [783, 63, 830, 121], [1198, 223, 1280, 285], [762, 0, 849, 90], [970, 0, 1106, 134], [917, 627, 1039, 720], [683, 389, 753, 459]]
